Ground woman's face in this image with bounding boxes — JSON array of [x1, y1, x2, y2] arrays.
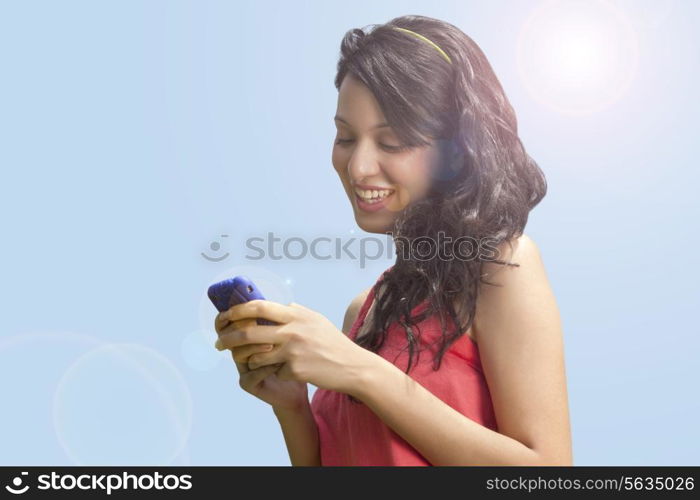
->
[[332, 74, 441, 234]]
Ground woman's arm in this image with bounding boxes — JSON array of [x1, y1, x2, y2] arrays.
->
[[347, 234, 573, 466], [273, 400, 321, 466], [270, 289, 372, 467]]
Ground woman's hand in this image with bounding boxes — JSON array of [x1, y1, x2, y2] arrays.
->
[[215, 300, 374, 395], [214, 312, 309, 411]]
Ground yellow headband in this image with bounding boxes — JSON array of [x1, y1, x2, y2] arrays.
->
[[392, 26, 452, 64]]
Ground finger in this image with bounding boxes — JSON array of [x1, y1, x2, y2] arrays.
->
[[274, 362, 297, 382], [246, 347, 281, 371], [215, 312, 259, 334], [224, 300, 294, 325], [231, 343, 275, 365], [230, 344, 276, 375], [214, 311, 230, 333], [218, 318, 257, 337], [216, 324, 280, 350], [239, 364, 280, 391], [234, 352, 282, 376], [231, 348, 249, 375]]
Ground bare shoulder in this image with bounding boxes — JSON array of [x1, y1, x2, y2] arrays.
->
[[473, 233, 572, 464], [341, 286, 373, 336], [475, 233, 550, 338], [480, 233, 543, 286]]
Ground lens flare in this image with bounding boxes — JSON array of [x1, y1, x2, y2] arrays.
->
[[516, 0, 640, 115]]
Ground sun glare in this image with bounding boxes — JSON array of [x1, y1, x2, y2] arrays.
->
[[516, 0, 640, 115]]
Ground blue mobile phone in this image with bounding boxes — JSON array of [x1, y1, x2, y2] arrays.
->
[[207, 275, 276, 325]]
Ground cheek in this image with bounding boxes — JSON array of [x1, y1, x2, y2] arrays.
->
[[332, 147, 346, 174], [387, 162, 433, 207], [331, 151, 352, 198], [412, 160, 437, 198]]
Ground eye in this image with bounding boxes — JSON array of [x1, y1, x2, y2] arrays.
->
[[334, 138, 409, 153], [381, 144, 410, 153], [335, 138, 354, 145]]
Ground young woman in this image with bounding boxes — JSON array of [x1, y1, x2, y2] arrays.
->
[[214, 15, 572, 466]]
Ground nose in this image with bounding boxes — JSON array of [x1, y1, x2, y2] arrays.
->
[[347, 140, 381, 182]]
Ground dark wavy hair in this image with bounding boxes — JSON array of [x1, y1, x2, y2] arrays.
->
[[336, 15, 547, 404]]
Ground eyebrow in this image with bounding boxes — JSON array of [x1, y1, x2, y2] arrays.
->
[[334, 115, 390, 130]]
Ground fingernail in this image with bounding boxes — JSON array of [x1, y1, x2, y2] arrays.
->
[[215, 339, 223, 351]]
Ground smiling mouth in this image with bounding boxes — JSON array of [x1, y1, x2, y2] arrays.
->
[[354, 187, 395, 204]]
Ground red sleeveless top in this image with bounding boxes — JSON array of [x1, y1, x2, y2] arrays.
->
[[310, 268, 499, 466]]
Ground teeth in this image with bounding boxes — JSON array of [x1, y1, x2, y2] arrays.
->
[[355, 188, 394, 201]]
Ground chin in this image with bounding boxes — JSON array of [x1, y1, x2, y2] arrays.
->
[[356, 215, 394, 235]]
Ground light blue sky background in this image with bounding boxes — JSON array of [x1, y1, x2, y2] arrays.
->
[[1, 0, 697, 465]]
